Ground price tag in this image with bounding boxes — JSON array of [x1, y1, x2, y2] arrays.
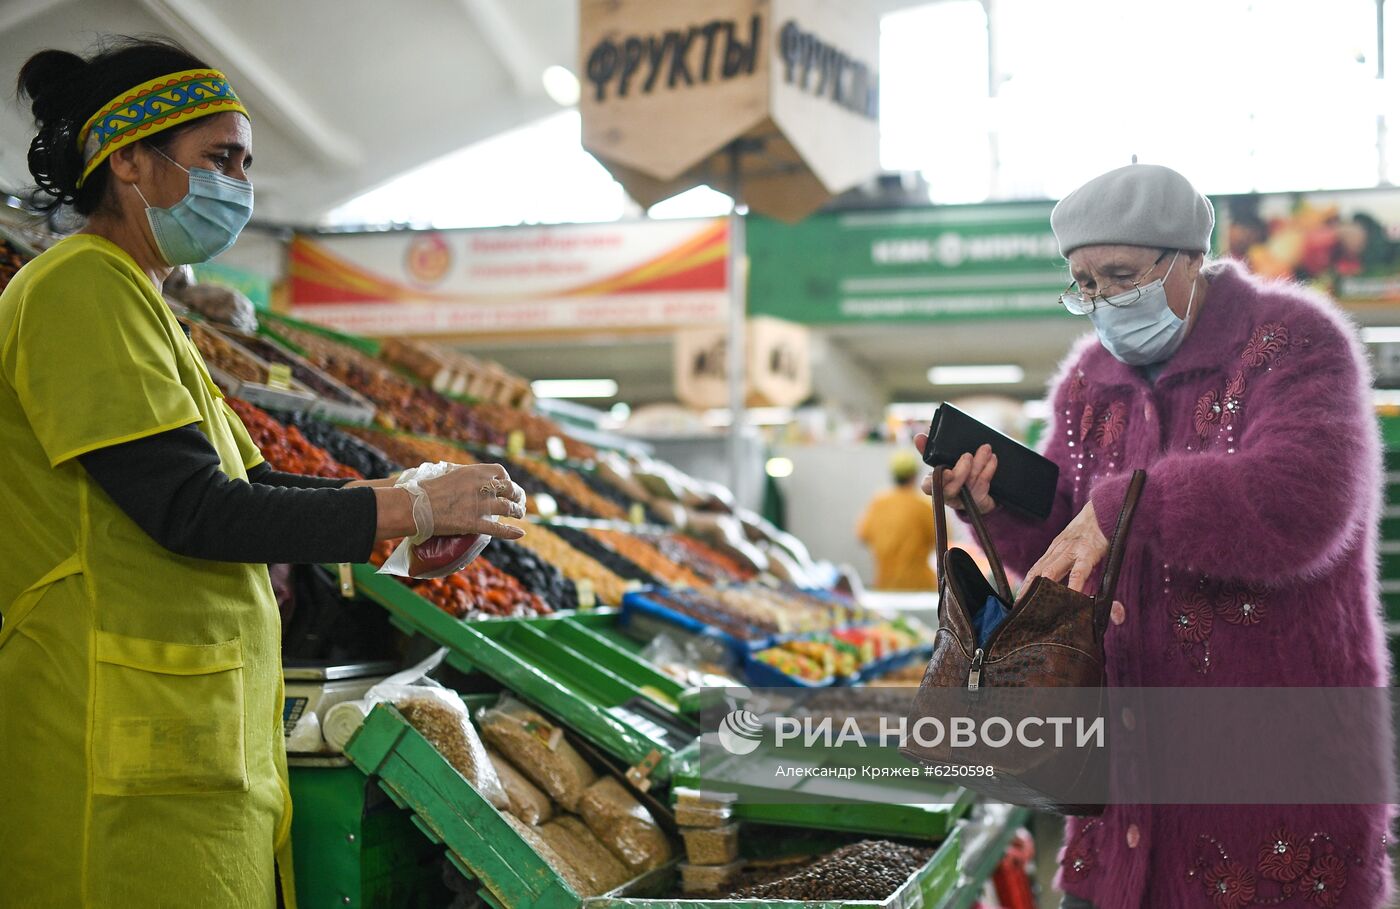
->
[[266, 364, 293, 390], [534, 493, 558, 520], [337, 563, 355, 598], [628, 503, 645, 526], [507, 430, 526, 457], [545, 435, 567, 461], [625, 579, 644, 593], [577, 579, 596, 611]]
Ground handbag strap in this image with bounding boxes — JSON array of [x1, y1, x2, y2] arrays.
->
[[932, 466, 1012, 602], [1092, 469, 1148, 638]]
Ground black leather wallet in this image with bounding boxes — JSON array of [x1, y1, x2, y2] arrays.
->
[[921, 403, 1059, 521]]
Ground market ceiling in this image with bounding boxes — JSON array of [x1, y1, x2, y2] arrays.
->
[[0, 0, 928, 224]]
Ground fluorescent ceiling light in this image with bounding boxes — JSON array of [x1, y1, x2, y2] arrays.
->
[[927, 364, 1025, 385], [531, 379, 618, 399], [765, 457, 795, 478], [886, 402, 939, 422], [541, 65, 580, 107], [703, 407, 794, 427], [1362, 327, 1400, 344]]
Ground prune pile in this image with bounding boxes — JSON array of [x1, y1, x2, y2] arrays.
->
[[727, 840, 932, 901], [550, 525, 658, 587], [483, 539, 579, 611], [271, 411, 401, 479]]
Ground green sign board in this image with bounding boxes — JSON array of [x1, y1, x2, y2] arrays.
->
[[746, 202, 1068, 324], [191, 261, 272, 311]]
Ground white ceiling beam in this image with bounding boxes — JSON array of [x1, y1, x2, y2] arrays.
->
[[0, 0, 73, 34], [134, 0, 364, 170], [456, 0, 547, 97]]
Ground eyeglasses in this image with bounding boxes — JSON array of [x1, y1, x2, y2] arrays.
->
[[1059, 249, 1171, 315]]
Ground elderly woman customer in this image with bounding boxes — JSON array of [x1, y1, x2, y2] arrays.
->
[[919, 164, 1393, 908]]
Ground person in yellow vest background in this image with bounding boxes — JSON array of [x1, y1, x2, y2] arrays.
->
[[856, 451, 942, 590]]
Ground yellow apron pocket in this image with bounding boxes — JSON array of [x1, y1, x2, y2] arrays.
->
[[93, 631, 249, 796]]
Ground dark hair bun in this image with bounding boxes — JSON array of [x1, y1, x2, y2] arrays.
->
[[15, 37, 208, 216]]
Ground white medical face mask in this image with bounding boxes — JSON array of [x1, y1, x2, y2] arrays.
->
[[1087, 252, 1197, 366]]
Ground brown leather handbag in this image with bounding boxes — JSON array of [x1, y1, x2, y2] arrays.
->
[[901, 467, 1146, 815]]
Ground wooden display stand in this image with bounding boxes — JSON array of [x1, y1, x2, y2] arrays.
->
[[579, 0, 881, 222]]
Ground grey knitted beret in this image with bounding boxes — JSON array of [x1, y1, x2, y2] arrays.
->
[[1050, 164, 1214, 257]]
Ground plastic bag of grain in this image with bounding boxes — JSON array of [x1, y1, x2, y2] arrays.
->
[[360, 649, 510, 811], [502, 813, 590, 896], [477, 694, 596, 810], [397, 696, 509, 810], [538, 816, 632, 896], [577, 777, 672, 873], [487, 748, 554, 825]]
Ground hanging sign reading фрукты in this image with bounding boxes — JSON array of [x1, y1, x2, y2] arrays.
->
[[579, 0, 882, 222]]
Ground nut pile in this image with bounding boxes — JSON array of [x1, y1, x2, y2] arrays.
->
[[550, 525, 658, 587], [726, 840, 932, 901]]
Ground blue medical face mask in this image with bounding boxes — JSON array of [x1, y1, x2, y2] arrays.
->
[[133, 147, 253, 265], [1087, 251, 1198, 366]]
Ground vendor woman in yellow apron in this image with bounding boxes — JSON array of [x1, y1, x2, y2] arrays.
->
[[0, 39, 527, 908]]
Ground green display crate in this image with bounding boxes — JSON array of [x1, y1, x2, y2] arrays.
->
[[345, 702, 586, 909], [346, 563, 694, 784], [288, 761, 452, 909], [345, 703, 971, 909], [670, 746, 975, 842]]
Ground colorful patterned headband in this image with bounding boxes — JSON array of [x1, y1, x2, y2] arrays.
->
[[77, 68, 248, 186]]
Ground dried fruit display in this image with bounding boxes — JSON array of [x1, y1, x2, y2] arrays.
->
[[472, 400, 595, 460], [188, 320, 264, 384], [504, 520, 629, 606], [231, 332, 366, 405], [643, 590, 770, 642], [476, 455, 587, 517], [483, 539, 579, 612], [586, 529, 706, 589], [227, 397, 361, 480], [550, 525, 657, 587], [271, 411, 400, 479], [575, 470, 665, 524], [753, 647, 830, 683], [275, 325, 503, 446], [370, 539, 550, 619], [345, 428, 478, 469], [644, 533, 755, 585], [513, 459, 626, 521]]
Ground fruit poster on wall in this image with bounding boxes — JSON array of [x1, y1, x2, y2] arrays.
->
[[287, 218, 728, 336], [1215, 188, 1400, 303]]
